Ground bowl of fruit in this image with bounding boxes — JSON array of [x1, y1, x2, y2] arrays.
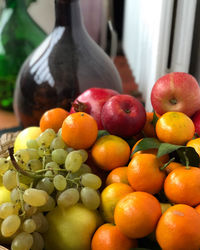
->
[[1, 72, 200, 250]]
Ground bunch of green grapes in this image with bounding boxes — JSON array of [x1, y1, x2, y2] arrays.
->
[[0, 128, 102, 250]]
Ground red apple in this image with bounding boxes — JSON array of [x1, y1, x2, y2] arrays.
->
[[101, 94, 146, 137], [192, 110, 200, 136], [151, 72, 200, 117], [70, 88, 119, 129]]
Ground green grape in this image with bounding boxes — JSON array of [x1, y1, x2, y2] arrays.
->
[[69, 163, 92, 179], [38, 196, 55, 212], [11, 232, 33, 250], [50, 137, 65, 150], [10, 188, 20, 203], [45, 161, 60, 173], [26, 148, 39, 160], [0, 157, 10, 174], [0, 202, 19, 219], [57, 128, 62, 138], [24, 204, 37, 217], [3, 170, 17, 190], [36, 178, 54, 195], [1, 214, 21, 237], [15, 149, 30, 163], [37, 129, 56, 147], [66, 147, 74, 153], [44, 170, 54, 178], [31, 212, 49, 233], [51, 149, 68, 164], [80, 187, 100, 210], [31, 232, 44, 250], [38, 146, 51, 157], [81, 173, 102, 190], [57, 188, 80, 208], [53, 175, 67, 191], [23, 218, 36, 233], [23, 188, 49, 207], [76, 149, 88, 162], [26, 139, 39, 149], [27, 159, 42, 171], [65, 151, 83, 173]]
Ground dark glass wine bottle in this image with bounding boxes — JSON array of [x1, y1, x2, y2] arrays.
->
[[0, 0, 46, 110], [13, 0, 123, 127]]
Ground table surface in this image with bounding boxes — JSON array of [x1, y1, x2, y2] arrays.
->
[[0, 56, 139, 130]]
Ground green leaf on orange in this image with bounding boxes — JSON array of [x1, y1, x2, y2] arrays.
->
[[152, 110, 159, 128], [157, 143, 183, 158], [97, 130, 110, 139], [176, 146, 199, 167], [131, 137, 161, 157]]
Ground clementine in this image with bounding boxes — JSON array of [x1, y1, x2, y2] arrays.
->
[[156, 111, 195, 145], [127, 154, 166, 194], [100, 183, 133, 223], [105, 167, 129, 185], [61, 112, 98, 149], [186, 138, 200, 157], [91, 223, 138, 250], [164, 166, 200, 206], [40, 108, 69, 132], [114, 191, 162, 239], [164, 161, 183, 174], [91, 135, 130, 171], [156, 204, 200, 250], [142, 112, 157, 137]]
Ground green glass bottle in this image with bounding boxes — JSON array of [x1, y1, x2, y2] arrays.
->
[[0, 0, 46, 110]]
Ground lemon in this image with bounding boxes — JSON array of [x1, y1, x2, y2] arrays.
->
[[14, 126, 41, 152], [0, 185, 10, 205]]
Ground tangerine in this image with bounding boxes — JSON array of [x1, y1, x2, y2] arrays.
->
[[127, 154, 166, 194], [40, 108, 69, 132], [114, 191, 162, 238], [142, 112, 157, 137], [156, 204, 200, 250], [91, 223, 138, 250], [91, 135, 130, 171], [186, 138, 200, 157], [105, 167, 129, 185], [100, 183, 133, 223], [164, 161, 183, 174], [164, 166, 200, 206], [61, 112, 98, 149], [156, 111, 195, 145]]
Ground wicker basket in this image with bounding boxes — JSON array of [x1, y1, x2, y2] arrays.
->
[[0, 132, 19, 158]]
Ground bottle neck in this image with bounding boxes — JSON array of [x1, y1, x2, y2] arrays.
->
[[55, 0, 83, 28]]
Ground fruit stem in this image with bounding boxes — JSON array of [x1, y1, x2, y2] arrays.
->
[[16, 172, 25, 217], [183, 151, 190, 169], [160, 157, 175, 171], [8, 147, 45, 179], [169, 98, 177, 105]]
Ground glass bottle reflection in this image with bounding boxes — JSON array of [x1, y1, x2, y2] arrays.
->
[[14, 0, 122, 127]]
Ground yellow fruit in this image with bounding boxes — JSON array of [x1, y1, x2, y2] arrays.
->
[[0, 185, 10, 205], [44, 203, 102, 250], [14, 126, 41, 152]]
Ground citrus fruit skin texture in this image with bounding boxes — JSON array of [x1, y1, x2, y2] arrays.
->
[[156, 111, 195, 145], [40, 108, 69, 132], [14, 126, 41, 152], [114, 191, 162, 239], [164, 166, 200, 206], [105, 167, 129, 185], [91, 135, 130, 171], [127, 154, 166, 194], [91, 223, 138, 250], [44, 203, 102, 250], [61, 112, 98, 149], [187, 138, 200, 157], [156, 204, 200, 250], [100, 183, 133, 223]]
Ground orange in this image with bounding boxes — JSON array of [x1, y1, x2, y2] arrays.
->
[[156, 111, 195, 145], [164, 161, 183, 174], [91, 223, 138, 250], [156, 204, 200, 250], [114, 191, 162, 239], [195, 204, 200, 214], [40, 108, 69, 132], [61, 112, 98, 149], [142, 112, 157, 137], [100, 183, 133, 223], [105, 167, 129, 185], [186, 138, 200, 157], [164, 166, 200, 206], [127, 154, 166, 194], [131, 139, 169, 163], [91, 135, 130, 171]]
